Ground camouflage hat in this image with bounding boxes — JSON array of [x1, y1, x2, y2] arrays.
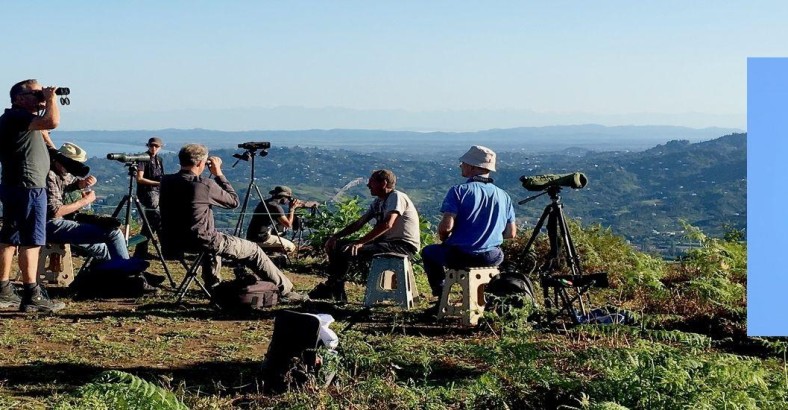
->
[[269, 186, 293, 198]]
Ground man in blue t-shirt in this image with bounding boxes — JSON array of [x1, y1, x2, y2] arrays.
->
[[0, 79, 66, 313], [421, 145, 517, 298]]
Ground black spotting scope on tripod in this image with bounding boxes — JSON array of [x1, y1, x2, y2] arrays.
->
[[230, 141, 296, 266], [106, 156, 176, 287], [518, 172, 608, 324]]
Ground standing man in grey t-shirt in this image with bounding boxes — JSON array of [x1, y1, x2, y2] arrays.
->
[[309, 169, 421, 301], [0, 79, 66, 313]]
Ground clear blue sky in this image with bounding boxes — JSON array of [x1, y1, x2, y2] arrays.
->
[[1, 1, 784, 130]]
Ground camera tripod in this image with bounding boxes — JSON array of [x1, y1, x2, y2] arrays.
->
[[231, 147, 292, 264], [520, 185, 604, 324], [110, 162, 176, 287]]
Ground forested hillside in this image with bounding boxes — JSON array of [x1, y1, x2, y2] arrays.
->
[[84, 133, 745, 256]]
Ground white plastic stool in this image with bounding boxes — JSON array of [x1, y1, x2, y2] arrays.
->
[[364, 253, 419, 309], [38, 243, 75, 287], [437, 267, 499, 326]]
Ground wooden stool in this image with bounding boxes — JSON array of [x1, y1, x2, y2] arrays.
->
[[364, 253, 419, 309], [437, 267, 500, 326], [38, 243, 75, 287]]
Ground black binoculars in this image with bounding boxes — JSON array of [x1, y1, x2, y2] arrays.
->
[[33, 87, 71, 105]]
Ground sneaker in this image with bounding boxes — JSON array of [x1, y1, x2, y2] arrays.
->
[[0, 283, 21, 309], [280, 291, 310, 304], [308, 281, 347, 302], [20, 285, 66, 313]]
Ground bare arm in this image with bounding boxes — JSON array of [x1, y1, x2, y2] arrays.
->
[[136, 169, 160, 187], [41, 130, 55, 149], [345, 212, 401, 256], [503, 221, 517, 239], [277, 199, 303, 229], [438, 213, 456, 242], [28, 87, 60, 130], [53, 192, 95, 218], [356, 212, 398, 245], [324, 213, 373, 254]]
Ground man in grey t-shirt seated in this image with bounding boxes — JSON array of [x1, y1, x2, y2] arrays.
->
[[309, 169, 421, 301]]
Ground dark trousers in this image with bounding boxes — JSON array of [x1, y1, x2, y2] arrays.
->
[[421, 244, 504, 296], [326, 239, 416, 283]]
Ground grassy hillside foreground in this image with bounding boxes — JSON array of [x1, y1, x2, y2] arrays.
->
[[0, 223, 781, 409]]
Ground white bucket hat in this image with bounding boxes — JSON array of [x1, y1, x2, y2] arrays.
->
[[459, 145, 496, 172], [58, 142, 88, 163]]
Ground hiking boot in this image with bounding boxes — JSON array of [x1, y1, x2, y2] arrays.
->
[[0, 283, 21, 309], [203, 275, 222, 289], [20, 285, 66, 313], [280, 290, 310, 304], [308, 281, 347, 302], [132, 275, 159, 295]]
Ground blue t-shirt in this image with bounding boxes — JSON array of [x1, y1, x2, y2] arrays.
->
[[441, 179, 516, 253]]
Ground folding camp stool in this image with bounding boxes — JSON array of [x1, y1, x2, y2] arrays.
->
[[363, 253, 419, 309], [437, 267, 500, 326], [173, 251, 213, 303], [37, 243, 75, 287]]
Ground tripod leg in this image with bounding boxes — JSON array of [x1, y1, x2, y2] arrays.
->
[[132, 196, 176, 287], [523, 205, 552, 255], [111, 195, 132, 243], [233, 179, 261, 237], [555, 204, 583, 276]]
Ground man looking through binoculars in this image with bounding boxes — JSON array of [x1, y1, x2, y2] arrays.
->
[[0, 79, 65, 313], [159, 144, 308, 302]]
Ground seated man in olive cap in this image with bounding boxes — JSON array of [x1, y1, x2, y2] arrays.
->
[[246, 186, 305, 253], [421, 145, 517, 299]]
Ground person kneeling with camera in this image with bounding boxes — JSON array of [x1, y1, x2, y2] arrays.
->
[[159, 144, 308, 303], [47, 143, 158, 294]]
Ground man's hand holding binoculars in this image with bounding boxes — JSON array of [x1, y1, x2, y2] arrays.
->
[[288, 198, 305, 209], [207, 156, 223, 177]]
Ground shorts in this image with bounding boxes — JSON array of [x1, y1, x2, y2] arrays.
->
[[0, 185, 47, 246]]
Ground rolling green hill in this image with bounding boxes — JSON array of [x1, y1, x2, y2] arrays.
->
[[83, 133, 745, 257]]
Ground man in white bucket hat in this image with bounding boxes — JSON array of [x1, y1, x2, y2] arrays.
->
[[421, 145, 517, 302]]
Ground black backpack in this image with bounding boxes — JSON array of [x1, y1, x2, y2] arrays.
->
[[211, 275, 279, 312], [485, 270, 536, 308]]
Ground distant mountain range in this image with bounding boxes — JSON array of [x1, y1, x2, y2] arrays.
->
[[60, 106, 745, 132], [54, 124, 743, 159]]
